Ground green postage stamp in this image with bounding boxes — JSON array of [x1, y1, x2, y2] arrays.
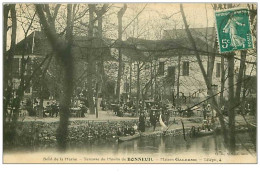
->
[[215, 8, 253, 53]]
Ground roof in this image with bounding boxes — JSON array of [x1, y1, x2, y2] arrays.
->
[[15, 31, 51, 55], [163, 27, 216, 43], [14, 31, 115, 61], [116, 27, 217, 60], [14, 27, 218, 62], [162, 27, 217, 54], [121, 32, 216, 59]]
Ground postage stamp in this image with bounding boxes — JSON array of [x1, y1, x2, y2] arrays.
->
[[215, 8, 253, 53]]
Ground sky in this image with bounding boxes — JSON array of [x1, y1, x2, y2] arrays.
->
[[6, 3, 250, 48]]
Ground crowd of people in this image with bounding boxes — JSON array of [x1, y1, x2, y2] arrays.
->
[[42, 101, 59, 117], [20, 98, 89, 118], [21, 94, 199, 120]]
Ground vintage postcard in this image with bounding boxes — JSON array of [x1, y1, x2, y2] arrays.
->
[[2, 2, 257, 163]]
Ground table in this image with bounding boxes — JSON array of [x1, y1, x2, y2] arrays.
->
[[70, 108, 81, 117], [168, 109, 179, 117]]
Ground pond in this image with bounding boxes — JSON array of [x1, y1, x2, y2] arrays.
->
[[4, 131, 256, 158], [65, 132, 256, 156]]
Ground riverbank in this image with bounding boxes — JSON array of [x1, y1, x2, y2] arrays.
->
[[4, 112, 255, 150], [15, 110, 256, 125]]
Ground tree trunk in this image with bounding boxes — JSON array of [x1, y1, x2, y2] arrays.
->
[[136, 62, 140, 116], [36, 4, 74, 151], [116, 48, 123, 101], [180, 4, 227, 142], [4, 5, 16, 124], [95, 5, 108, 118], [241, 64, 247, 115], [116, 4, 127, 101], [235, 50, 247, 108], [154, 61, 157, 100], [176, 54, 181, 107], [219, 56, 225, 107], [12, 55, 27, 123], [4, 5, 17, 145], [56, 4, 74, 151], [3, 4, 9, 120], [150, 60, 153, 98], [207, 38, 217, 116], [130, 60, 132, 96], [227, 53, 236, 153], [39, 93, 44, 118], [39, 56, 53, 118], [87, 4, 96, 114]]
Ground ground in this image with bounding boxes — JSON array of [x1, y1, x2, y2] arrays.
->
[[19, 110, 256, 132]]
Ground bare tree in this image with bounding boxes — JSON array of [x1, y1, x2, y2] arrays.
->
[[94, 4, 109, 118], [116, 4, 127, 101], [35, 4, 74, 151], [180, 4, 228, 142], [86, 4, 96, 114], [3, 4, 17, 144]]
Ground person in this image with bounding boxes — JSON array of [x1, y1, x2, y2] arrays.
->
[[114, 104, 120, 115], [150, 110, 157, 131], [124, 125, 130, 136], [80, 103, 87, 117], [138, 112, 146, 132], [177, 107, 183, 116], [34, 102, 41, 117], [117, 106, 124, 117], [129, 126, 135, 136], [116, 127, 123, 136], [203, 106, 207, 119], [123, 103, 128, 113], [100, 99, 106, 111], [206, 105, 212, 119], [44, 102, 51, 117], [128, 99, 133, 108], [202, 119, 210, 131], [162, 105, 170, 125], [51, 101, 58, 117]]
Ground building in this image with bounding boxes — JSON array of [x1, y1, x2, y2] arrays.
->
[[117, 27, 256, 107], [9, 28, 256, 108]]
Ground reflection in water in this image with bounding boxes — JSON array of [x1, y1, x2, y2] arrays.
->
[[4, 132, 256, 156], [65, 132, 256, 156]]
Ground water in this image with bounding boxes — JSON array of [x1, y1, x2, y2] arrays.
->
[[5, 132, 256, 157], [65, 132, 256, 156]]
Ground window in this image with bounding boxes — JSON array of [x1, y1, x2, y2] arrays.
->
[[182, 61, 189, 76], [158, 62, 164, 75], [168, 66, 175, 77], [168, 66, 175, 84], [216, 63, 221, 78]]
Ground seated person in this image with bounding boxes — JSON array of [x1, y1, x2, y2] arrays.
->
[[116, 127, 123, 136], [129, 127, 135, 136], [117, 107, 124, 117], [124, 125, 131, 136], [44, 102, 51, 117]]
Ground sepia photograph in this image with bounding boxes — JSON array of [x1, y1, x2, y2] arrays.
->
[[2, 2, 257, 163]]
